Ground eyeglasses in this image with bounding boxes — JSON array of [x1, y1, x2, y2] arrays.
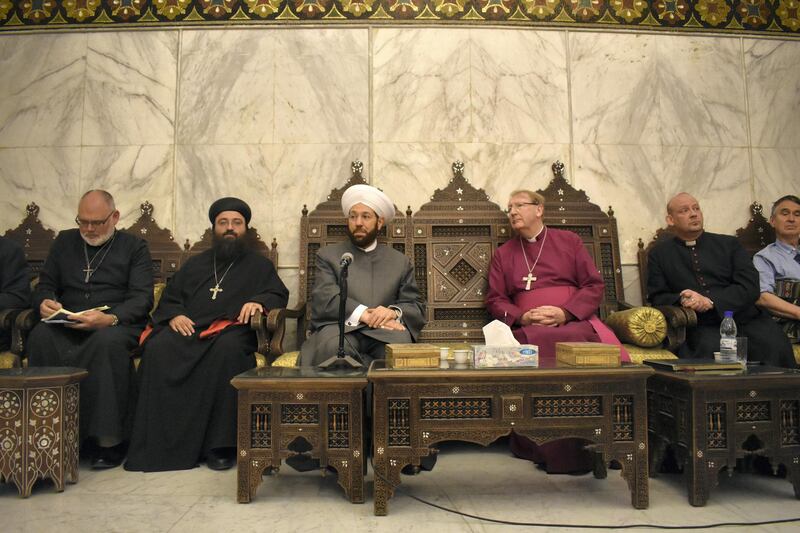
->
[[75, 211, 115, 228], [504, 202, 538, 214]]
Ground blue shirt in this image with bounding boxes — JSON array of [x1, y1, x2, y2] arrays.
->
[[753, 240, 800, 293]]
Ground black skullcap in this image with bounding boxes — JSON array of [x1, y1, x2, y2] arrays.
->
[[208, 197, 251, 225]]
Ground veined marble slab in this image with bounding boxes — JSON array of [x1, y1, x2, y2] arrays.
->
[[84, 31, 178, 146], [0, 147, 82, 230], [80, 145, 175, 229], [752, 148, 800, 206], [0, 34, 87, 148], [745, 39, 800, 149], [571, 32, 747, 147], [573, 144, 751, 263]]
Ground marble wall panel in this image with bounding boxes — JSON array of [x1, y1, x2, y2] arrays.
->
[[274, 29, 369, 144], [745, 39, 800, 149], [267, 143, 369, 266], [80, 145, 175, 229], [373, 28, 471, 143], [0, 34, 87, 148], [573, 144, 751, 264], [469, 30, 569, 144], [570, 32, 747, 147], [0, 147, 82, 230], [83, 32, 178, 146], [175, 145, 272, 246], [178, 29, 276, 145], [752, 148, 800, 206], [621, 265, 642, 307], [373, 143, 570, 214]]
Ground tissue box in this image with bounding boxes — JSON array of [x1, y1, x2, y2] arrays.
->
[[555, 342, 620, 367], [386, 343, 441, 369], [472, 345, 538, 368]]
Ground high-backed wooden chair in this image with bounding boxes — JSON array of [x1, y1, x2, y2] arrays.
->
[[123, 201, 184, 284], [736, 202, 775, 256]]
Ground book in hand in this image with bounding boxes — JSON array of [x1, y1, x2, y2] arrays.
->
[[643, 358, 744, 372], [43, 305, 110, 324]]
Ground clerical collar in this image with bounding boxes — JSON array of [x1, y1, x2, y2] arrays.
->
[[681, 231, 704, 247], [525, 225, 546, 243], [358, 240, 378, 252]]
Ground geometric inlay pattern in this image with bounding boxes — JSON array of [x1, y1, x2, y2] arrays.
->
[[388, 399, 410, 447], [780, 400, 800, 446], [736, 400, 771, 422], [420, 398, 491, 419], [281, 404, 319, 425], [251, 404, 271, 448], [612, 395, 634, 441], [327, 404, 350, 449], [706, 402, 727, 449], [0, 390, 21, 419], [30, 389, 58, 418], [449, 259, 478, 286], [532, 396, 602, 417]]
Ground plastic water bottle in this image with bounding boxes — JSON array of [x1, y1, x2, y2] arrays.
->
[[719, 311, 738, 362]]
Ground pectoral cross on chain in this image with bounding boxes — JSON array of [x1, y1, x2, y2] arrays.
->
[[209, 285, 223, 300], [522, 273, 536, 291], [83, 267, 94, 283]]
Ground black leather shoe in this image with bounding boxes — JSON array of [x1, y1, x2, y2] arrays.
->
[[207, 448, 236, 471], [91, 445, 124, 470]]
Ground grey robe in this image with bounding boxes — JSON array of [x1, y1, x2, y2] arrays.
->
[[300, 241, 425, 366]]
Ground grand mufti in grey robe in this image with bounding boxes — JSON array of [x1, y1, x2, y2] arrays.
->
[[28, 229, 153, 444], [300, 240, 426, 366]]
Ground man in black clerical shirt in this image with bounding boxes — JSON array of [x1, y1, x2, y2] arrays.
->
[[126, 197, 288, 472], [28, 190, 154, 468], [0, 236, 31, 352], [647, 192, 794, 367]]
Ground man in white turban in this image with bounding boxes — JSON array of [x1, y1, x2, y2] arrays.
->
[[299, 184, 426, 367]]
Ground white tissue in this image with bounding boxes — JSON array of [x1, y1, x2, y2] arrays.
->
[[482, 320, 520, 346]]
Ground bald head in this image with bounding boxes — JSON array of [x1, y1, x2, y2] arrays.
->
[[666, 192, 704, 241], [77, 190, 119, 246]]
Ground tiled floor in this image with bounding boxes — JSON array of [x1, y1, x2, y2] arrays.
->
[[2, 440, 799, 532]]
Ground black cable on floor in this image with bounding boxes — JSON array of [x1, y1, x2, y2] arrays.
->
[[370, 457, 800, 529]]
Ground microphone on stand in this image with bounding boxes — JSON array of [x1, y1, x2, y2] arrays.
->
[[318, 252, 363, 369]]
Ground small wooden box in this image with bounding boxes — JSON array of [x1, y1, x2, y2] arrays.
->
[[555, 342, 621, 367], [385, 343, 441, 369]]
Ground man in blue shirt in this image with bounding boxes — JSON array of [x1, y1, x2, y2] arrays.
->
[[754, 195, 800, 343]]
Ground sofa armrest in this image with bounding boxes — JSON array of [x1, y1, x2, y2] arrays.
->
[[654, 305, 697, 352], [251, 308, 288, 365], [12, 308, 37, 357]]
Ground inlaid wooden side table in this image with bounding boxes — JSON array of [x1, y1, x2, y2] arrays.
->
[[648, 365, 800, 506], [231, 366, 367, 504], [0, 367, 88, 498]]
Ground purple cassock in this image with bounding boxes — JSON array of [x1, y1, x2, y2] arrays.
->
[[485, 227, 627, 473]]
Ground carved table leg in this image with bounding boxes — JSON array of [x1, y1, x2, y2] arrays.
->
[[686, 452, 709, 506], [619, 446, 649, 509], [593, 453, 608, 480], [787, 460, 800, 499], [373, 455, 403, 516]]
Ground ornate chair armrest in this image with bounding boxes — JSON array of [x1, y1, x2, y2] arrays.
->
[[604, 306, 668, 348], [250, 308, 288, 365], [0, 308, 21, 331], [12, 308, 37, 356], [653, 305, 697, 351]]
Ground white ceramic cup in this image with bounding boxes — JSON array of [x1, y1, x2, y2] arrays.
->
[[453, 349, 469, 364]]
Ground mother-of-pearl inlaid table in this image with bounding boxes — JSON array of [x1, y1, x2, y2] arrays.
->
[[0, 367, 87, 497]]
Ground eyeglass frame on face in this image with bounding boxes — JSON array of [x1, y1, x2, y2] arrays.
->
[[505, 201, 539, 215], [75, 210, 115, 229]]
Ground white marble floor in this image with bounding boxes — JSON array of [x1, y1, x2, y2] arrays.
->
[[2, 441, 799, 533]]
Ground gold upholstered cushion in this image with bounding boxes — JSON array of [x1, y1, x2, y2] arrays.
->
[[794, 344, 800, 366], [0, 351, 20, 369], [272, 351, 300, 367], [152, 283, 166, 315], [605, 307, 667, 348]]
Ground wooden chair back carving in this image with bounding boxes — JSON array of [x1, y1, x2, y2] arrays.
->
[[2, 203, 56, 280], [411, 161, 510, 343], [121, 201, 183, 283], [296, 160, 409, 346], [537, 161, 626, 319]]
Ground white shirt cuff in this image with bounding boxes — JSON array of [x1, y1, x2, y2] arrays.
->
[[346, 304, 367, 326]]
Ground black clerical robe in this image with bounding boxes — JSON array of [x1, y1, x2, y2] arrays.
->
[[125, 248, 288, 472], [0, 236, 31, 351], [27, 229, 153, 443], [648, 231, 795, 367], [299, 241, 425, 367]]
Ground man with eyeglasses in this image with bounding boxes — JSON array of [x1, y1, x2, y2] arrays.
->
[[647, 192, 794, 367], [27, 190, 153, 469], [486, 189, 626, 474]]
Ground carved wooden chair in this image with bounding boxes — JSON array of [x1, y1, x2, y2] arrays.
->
[[183, 224, 284, 366], [0, 203, 56, 367]]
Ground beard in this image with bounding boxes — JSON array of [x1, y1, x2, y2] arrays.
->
[[212, 229, 254, 261], [347, 225, 379, 248], [81, 227, 115, 247]]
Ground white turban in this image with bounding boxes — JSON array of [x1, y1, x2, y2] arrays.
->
[[341, 184, 395, 222]]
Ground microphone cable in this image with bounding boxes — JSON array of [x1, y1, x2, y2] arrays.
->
[[368, 456, 800, 529]]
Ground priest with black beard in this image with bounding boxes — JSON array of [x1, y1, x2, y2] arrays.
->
[[125, 197, 288, 472], [28, 190, 153, 469]]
